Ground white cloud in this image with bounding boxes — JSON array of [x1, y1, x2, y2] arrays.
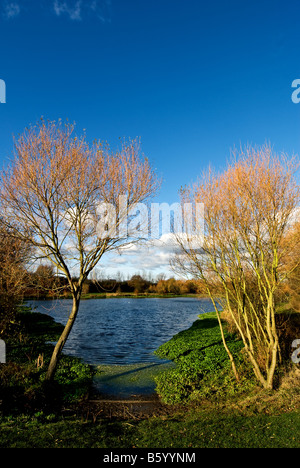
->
[[2, 1, 21, 19], [53, 0, 82, 20], [1, 0, 111, 21], [100, 234, 181, 277], [91, 0, 111, 22], [53, 0, 111, 21]]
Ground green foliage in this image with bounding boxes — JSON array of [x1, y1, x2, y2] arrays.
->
[[0, 308, 94, 412], [53, 356, 94, 403], [154, 313, 251, 404], [155, 313, 224, 360]]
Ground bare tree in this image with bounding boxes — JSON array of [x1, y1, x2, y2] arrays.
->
[[0, 221, 31, 337], [173, 144, 300, 389], [0, 119, 160, 380]]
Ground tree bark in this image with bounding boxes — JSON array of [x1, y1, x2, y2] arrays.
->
[[45, 293, 81, 381], [208, 293, 240, 382]]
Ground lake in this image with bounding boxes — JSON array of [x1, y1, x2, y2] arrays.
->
[[28, 297, 215, 366]]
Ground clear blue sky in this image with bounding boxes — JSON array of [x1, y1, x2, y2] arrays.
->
[[0, 0, 299, 276]]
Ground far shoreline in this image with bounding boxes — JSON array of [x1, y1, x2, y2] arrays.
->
[[23, 292, 207, 301]]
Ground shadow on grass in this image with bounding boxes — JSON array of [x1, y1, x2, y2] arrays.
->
[[92, 361, 175, 398]]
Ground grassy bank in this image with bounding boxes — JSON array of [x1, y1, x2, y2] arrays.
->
[[154, 312, 249, 404], [0, 307, 94, 412]]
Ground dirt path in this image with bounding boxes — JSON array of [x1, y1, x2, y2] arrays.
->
[[71, 393, 175, 421]]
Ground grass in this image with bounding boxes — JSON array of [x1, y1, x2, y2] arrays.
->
[[0, 406, 299, 448], [133, 410, 300, 448]]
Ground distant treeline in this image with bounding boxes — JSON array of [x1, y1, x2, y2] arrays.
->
[[24, 266, 206, 298]]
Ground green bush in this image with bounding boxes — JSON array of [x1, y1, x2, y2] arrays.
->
[[0, 308, 94, 412], [53, 356, 94, 403]]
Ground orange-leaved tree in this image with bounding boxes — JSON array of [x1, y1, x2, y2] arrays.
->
[[0, 119, 160, 381], [173, 144, 300, 389]]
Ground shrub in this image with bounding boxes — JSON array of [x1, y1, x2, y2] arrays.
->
[[53, 356, 94, 403], [0, 308, 94, 413]]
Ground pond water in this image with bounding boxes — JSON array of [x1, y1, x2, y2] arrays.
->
[[28, 297, 215, 366]]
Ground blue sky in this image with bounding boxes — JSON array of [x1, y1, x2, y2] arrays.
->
[[0, 0, 300, 277]]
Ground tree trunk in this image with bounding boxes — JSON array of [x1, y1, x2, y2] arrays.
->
[[216, 309, 240, 382], [208, 293, 240, 382], [45, 293, 80, 381], [266, 336, 279, 390]]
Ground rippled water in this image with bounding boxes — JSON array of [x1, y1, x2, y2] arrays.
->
[[28, 297, 215, 365]]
